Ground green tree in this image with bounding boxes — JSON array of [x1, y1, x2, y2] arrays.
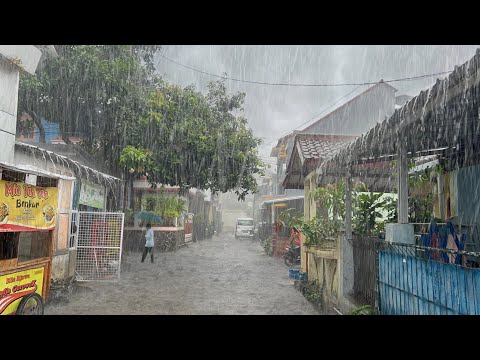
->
[[17, 45, 161, 171], [124, 79, 265, 200], [19, 46, 265, 200]]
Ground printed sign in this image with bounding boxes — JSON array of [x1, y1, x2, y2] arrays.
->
[[79, 180, 104, 209], [0, 180, 58, 232], [0, 266, 44, 315]]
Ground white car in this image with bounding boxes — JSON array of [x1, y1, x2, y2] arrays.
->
[[234, 218, 254, 239]]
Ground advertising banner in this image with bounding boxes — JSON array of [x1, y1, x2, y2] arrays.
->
[[0, 180, 58, 232], [79, 180, 104, 209], [0, 266, 44, 315]]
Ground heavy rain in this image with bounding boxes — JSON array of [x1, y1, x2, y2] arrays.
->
[[1, 45, 480, 315]]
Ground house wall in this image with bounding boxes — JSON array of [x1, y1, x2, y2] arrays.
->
[[0, 46, 42, 164], [0, 61, 18, 164], [47, 178, 76, 282], [456, 166, 480, 245], [302, 171, 358, 313], [301, 172, 317, 273], [275, 135, 297, 195], [273, 84, 395, 195], [303, 83, 396, 136], [305, 246, 340, 306]]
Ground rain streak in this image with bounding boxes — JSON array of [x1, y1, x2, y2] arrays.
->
[[0, 45, 479, 315]]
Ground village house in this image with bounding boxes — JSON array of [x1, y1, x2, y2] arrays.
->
[[316, 49, 480, 315], [271, 81, 398, 196]]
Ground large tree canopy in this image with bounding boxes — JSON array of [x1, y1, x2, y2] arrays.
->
[[17, 45, 160, 171], [18, 45, 264, 199], [122, 79, 264, 199]]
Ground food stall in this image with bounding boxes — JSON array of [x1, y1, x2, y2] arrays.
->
[[0, 164, 61, 315]]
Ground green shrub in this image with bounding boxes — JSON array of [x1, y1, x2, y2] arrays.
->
[[302, 280, 324, 307], [351, 304, 375, 315], [262, 236, 272, 256]]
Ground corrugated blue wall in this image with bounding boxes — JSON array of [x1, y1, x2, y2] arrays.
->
[[378, 251, 480, 315]]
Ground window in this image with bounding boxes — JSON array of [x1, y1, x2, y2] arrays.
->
[[36, 176, 58, 188], [237, 219, 253, 226], [17, 231, 51, 263], [0, 232, 19, 260], [1, 170, 26, 183], [69, 212, 78, 248]]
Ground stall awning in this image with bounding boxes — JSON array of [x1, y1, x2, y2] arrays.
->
[[0, 161, 75, 181]]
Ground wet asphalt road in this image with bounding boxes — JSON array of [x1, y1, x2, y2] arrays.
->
[[45, 233, 320, 315]]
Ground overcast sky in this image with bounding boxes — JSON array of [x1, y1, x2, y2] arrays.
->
[[153, 45, 480, 163]]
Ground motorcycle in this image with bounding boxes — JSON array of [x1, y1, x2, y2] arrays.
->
[[283, 243, 301, 266]]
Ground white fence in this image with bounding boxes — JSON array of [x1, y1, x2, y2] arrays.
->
[[74, 211, 124, 281]]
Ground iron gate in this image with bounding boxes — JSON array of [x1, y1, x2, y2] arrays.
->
[[74, 211, 124, 281]]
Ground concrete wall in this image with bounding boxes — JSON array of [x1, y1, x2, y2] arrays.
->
[[0, 45, 42, 75], [0, 60, 19, 163], [305, 246, 339, 305], [50, 250, 76, 282], [0, 46, 42, 164], [51, 253, 70, 280]]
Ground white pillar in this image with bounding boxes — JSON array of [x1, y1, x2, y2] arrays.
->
[[397, 141, 408, 224]]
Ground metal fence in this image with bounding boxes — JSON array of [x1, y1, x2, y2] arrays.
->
[[75, 211, 124, 281], [376, 241, 480, 315], [352, 235, 382, 307]]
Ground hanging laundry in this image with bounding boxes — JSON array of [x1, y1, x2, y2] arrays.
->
[[445, 222, 458, 264], [429, 220, 441, 261], [455, 232, 466, 265]]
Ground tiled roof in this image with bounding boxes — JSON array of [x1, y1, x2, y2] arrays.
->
[[296, 134, 358, 162]]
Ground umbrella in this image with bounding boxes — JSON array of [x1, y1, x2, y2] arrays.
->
[[134, 211, 162, 223]]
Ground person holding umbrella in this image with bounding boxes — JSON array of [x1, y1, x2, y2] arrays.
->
[[141, 223, 155, 263]]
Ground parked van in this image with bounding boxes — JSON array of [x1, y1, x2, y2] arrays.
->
[[234, 217, 254, 239]]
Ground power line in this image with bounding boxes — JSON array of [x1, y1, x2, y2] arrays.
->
[[159, 53, 453, 88]]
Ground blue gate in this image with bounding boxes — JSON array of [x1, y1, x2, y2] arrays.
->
[[378, 244, 480, 315]]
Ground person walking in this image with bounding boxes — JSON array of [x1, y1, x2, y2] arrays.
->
[[141, 223, 155, 263]]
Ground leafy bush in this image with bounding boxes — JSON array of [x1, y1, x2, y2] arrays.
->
[[262, 236, 272, 256], [302, 280, 324, 307], [140, 194, 186, 224], [351, 304, 375, 315]]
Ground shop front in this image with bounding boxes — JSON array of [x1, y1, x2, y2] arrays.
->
[[0, 166, 61, 315]]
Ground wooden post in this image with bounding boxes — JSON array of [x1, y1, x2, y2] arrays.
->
[[397, 140, 408, 224], [342, 167, 354, 297], [437, 173, 445, 220]]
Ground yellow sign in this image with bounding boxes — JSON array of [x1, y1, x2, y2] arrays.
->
[[0, 180, 58, 232], [0, 266, 44, 315]]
